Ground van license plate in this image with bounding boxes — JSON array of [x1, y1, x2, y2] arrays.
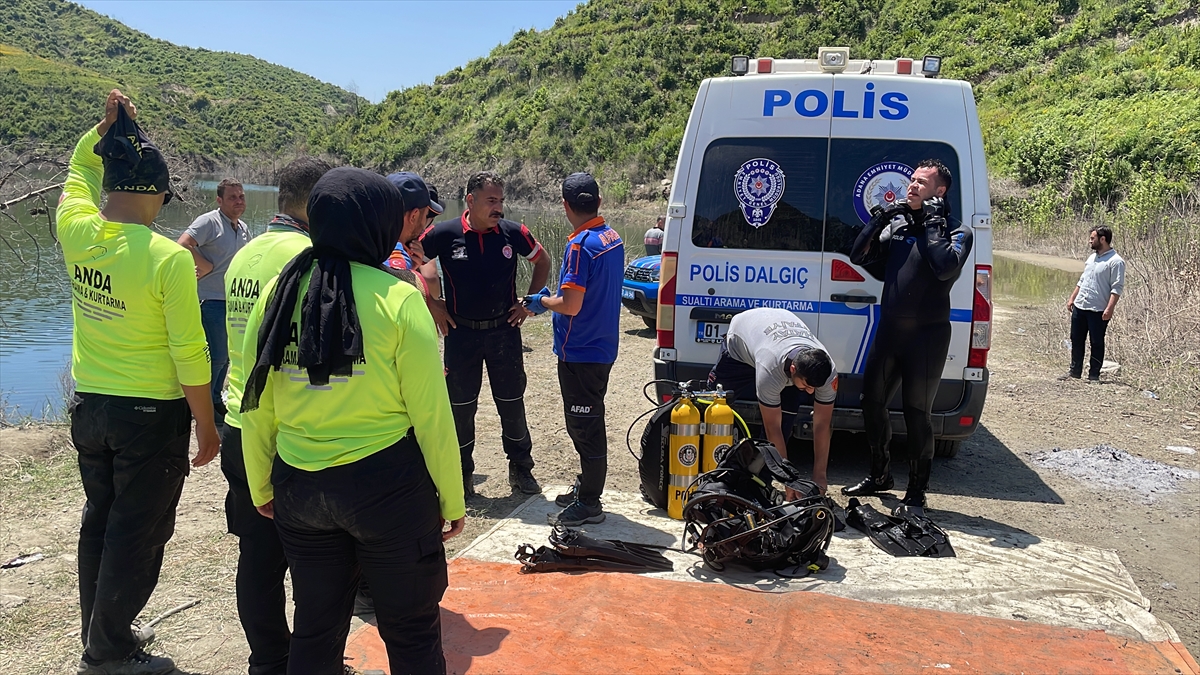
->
[[621, 288, 635, 300], [695, 322, 727, 344]]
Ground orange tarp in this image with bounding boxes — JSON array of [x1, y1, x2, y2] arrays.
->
[[345, 558, 1199, 675]]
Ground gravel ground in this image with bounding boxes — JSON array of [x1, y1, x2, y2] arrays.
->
[[2, 298, 1197, 674]]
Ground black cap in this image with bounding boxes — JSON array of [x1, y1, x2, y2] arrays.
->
[[426, 185, 444, 215], [386, 171, 442, 214], [95, 105, 173, 204], [562, 172, 600, 208]]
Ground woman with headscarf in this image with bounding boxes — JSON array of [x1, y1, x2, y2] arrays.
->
[[239, 167, 466, 675]]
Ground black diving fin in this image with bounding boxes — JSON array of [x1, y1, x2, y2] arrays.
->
[[845, 498, 955, 558]]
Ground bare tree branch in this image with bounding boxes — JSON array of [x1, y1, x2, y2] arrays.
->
[[0, 183, 64, 211]]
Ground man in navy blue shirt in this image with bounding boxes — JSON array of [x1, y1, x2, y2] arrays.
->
[[419, 171, 550, 498], [524, 173, 624, 526]]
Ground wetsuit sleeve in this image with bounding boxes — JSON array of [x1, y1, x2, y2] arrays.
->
[[396, 291, 466, 520], [849, 209, 894, 267], [916, 217, 974, 281], [57, 127, 104, 239], [240, 282, 280, 507], [159, 250, 211, 387], [559, 239, 590, 292]]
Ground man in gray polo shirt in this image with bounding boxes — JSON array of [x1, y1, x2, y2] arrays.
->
[[177, 178, 251, 419], [1060, 226, 1125, 382], [707, 307, 838, 494]]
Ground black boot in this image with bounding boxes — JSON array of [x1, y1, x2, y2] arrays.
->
[[900, 459, 932, 508], [842, 474, 895, 496], [842, 446, 893, 496]]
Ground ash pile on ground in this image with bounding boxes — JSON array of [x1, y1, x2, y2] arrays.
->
[[1031, 444, 1199, 502]]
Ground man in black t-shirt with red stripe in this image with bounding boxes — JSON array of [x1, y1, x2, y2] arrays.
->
[[419, 171, 551, 498]]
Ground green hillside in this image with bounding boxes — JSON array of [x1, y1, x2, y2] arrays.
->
[[0, 0, 356, 161], [313, 0, 1198, 206]]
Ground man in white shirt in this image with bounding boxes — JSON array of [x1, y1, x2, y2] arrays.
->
[[1060, 226, 1125, 382]]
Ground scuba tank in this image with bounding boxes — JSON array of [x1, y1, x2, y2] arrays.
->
[[667, 393, 701, 520], [702, 386, 735, 473]]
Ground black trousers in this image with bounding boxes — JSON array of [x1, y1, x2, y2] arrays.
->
[[70, 393, 190, 662], [861, 318, 951, 492], [221, 425, 291, 675], [557, 361, 614, 505], [1070, 307, 1110, 379], [272, 435, 448, 675], [707, 345, 807, 440], [444, 323, 534, 477]]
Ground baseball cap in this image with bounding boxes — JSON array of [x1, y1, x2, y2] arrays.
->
[[386, 171, 441, 214], [562, 172, 600, 208], [426, 185, 444, 215]]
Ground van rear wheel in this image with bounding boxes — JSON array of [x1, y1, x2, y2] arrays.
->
[[642, 316, 657, 330], [934, 439, 961, 458]]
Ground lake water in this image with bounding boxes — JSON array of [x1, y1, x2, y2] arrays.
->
[[0, 182, 655, 419]]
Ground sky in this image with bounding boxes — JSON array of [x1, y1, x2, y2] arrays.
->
[[75, 0, 582, 102]]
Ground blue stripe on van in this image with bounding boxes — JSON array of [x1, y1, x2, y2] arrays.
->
[[678, 294, 973, 324]]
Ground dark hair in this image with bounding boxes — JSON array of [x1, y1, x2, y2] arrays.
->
[[656, 215, 666, 225], [567, 196, 599, 217], [278, 157, 332, 213], [916, 159, 953, 192], [466, 171, 504, 196], [216, 178, 243, 198], [790, 349, 833, 389], [1091, 226, 1113, 245]]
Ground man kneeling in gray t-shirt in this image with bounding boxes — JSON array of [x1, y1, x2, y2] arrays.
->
[[707, 307, 838, 495]]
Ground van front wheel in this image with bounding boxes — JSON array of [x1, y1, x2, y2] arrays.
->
[[934, 439, 961, 458]]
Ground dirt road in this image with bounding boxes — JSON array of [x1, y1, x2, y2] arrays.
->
[[2, 298, 1197, 673]]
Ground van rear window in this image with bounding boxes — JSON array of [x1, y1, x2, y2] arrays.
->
[[823, 139, 961, 264], [691, 138, 828, 252]]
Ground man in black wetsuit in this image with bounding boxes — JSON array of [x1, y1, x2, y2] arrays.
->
[[842, 159, 973, 511]]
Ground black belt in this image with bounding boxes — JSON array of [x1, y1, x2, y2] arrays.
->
[[453, 315, 507, 331]]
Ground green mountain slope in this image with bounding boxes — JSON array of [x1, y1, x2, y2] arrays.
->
[[313, 0, 1198, 204], [0, 0, 356, 160]]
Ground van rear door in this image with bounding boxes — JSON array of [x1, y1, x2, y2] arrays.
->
[[818, 77, 976, 408], [672, 76, 833, 369]]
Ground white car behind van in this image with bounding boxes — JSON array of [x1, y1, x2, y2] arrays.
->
[[653, 52, 993, 457]]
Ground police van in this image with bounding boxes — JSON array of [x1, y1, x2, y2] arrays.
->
[[653, 49, 992, 457]]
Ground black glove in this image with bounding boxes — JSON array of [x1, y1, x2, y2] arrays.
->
[[869, 201, 909, 219], [921, 197, 946, 219]]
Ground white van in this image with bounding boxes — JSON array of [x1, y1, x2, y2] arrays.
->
[[653, 51, 993, 457]]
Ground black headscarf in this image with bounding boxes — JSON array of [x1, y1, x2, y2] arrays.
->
[[241, 167, 404, 412], [93, 105, 173, 203]]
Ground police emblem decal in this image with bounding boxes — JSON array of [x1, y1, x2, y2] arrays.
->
[[502, 244, 513, 259], [733, 158, 786, 229], [853, 161, 914, 225], [678, 443, 698, 468]]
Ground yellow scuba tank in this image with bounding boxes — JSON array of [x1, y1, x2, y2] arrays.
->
[[702, 386, 735, 473], [667, 393, 701, 520]]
